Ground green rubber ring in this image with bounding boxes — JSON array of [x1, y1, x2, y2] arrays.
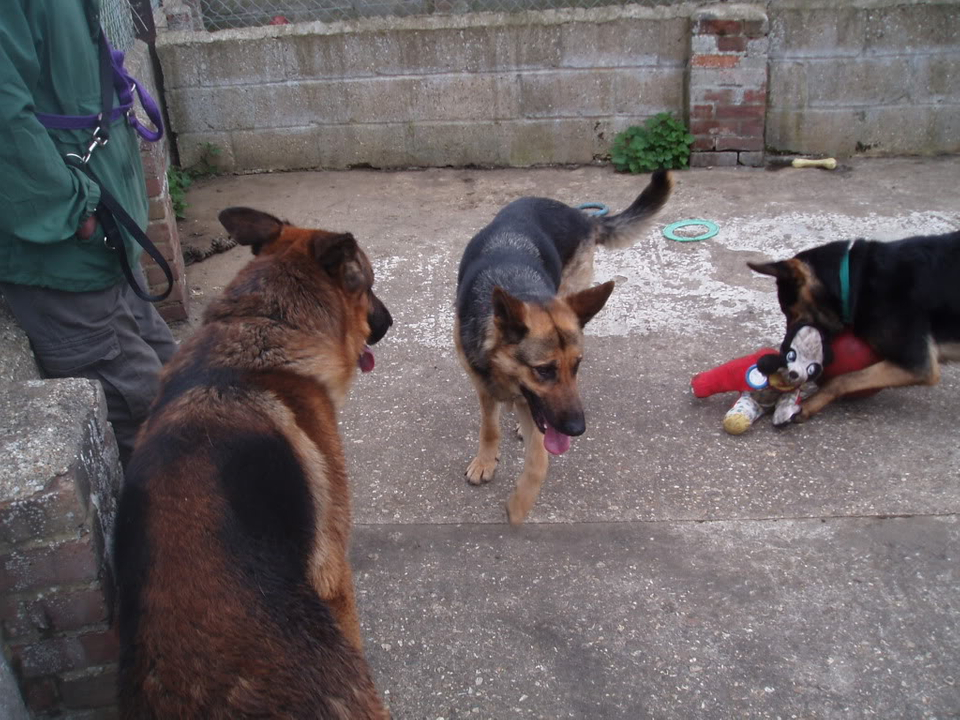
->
[[663, 219, 719, 242]]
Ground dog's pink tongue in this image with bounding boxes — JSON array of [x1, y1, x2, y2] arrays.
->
[[358, 346, 375, 373], [543, 424, 571, 455]]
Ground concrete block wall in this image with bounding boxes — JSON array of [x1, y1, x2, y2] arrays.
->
[[0, 301, 40, 385], [0, 653, 29, 720], [200, 0, 680, 29], [0, 379, 124, 719], [766, 0, 960, 157], [0, 306, 39, 720], [155, 0, 959, 169], [157, 6, 689, 172], [124, 41, 190, 323]]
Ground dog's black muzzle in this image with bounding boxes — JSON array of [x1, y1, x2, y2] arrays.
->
[[368, 292, 392, 345], [521, 387, 586, 437]]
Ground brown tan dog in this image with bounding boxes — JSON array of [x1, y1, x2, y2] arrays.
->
[[114, 208, 392, 719], [455, 171, 672, 524]]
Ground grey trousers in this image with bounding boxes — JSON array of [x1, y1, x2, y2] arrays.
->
[[0, 268, 177, 467]]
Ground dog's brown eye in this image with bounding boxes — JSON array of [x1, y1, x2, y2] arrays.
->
[[573, 357, 583, 375], [533, 364, 556, 381]]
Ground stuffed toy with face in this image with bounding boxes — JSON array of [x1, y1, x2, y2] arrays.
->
[[692, 325, 878, 435]]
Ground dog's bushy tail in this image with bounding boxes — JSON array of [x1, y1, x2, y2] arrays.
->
[[595, 170, 673, 250]]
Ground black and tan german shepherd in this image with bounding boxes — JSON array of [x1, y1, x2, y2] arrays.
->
[[114, 208, 392, 718], [455, 171, 672, 524], [749, 230, 960, 421]]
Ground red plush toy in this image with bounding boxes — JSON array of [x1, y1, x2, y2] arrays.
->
[[691, 347, 778, 398], [822, 331, 882, 397], [692, 327, 880, 434]]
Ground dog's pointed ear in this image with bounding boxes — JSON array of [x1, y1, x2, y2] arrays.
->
[[565, 280, 615, 328], [313, 232, 365, 292], [218, 207, 284, 255], [492, 286, 528, 344], [747, 260, 791, 279]]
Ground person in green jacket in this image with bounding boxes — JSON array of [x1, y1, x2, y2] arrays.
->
[[0, 0, 176, 467]]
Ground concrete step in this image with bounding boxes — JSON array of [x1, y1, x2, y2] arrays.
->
[[352, 517, 960, 719]]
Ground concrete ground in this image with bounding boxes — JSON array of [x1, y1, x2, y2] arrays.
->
[[176, 158, 960, 719]]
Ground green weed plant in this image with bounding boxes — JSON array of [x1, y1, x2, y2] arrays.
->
[[611, 113, 695, 173], [167, 142, 224, 219]]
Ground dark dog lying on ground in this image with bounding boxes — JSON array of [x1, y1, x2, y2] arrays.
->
[[114, 208, 392, 718], [749, 229, 960, 421], [455, 171, 672, 524]]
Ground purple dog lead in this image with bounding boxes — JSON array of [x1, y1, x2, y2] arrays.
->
[[34, 30, 163, 143]]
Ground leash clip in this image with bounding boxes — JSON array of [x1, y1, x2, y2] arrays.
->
[[66, 124, 110, 165], [91, 122, 109, 149]]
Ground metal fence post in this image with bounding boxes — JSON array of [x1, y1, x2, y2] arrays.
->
[[129, 0, 158, 43]]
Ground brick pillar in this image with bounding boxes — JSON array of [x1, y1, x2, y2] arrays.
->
[[0, 379, 124, 718], [140, 137, 189, 323], [125, 37, 190, 324], [688, 4, 769, 168]]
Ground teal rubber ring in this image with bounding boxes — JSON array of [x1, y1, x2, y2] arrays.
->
[[577, 202, 609, 217], [663, 219, 719, 242]]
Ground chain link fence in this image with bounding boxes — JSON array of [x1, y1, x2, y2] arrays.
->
[[101, 0, 139, 49], [193, 0, 673, 31], [101, 0, 164, 49]]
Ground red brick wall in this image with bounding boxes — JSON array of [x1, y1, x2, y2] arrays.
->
[[125, 37, 189, 324], [1, 516, 119, 718], [139, 134, 189, 323], [689, 5, 769, 167]]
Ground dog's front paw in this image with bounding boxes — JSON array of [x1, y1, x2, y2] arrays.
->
[[792, 408, 811, 424], [506, 494, 528, 525], [466, 455, 498, 485], [772, 405, 801, 428]]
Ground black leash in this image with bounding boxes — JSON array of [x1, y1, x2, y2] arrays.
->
[[69, 158, 174, 302], [63, 28, 173, 302]]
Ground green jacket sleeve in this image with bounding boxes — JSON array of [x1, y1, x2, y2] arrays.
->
[[0, 3, 101, 244]]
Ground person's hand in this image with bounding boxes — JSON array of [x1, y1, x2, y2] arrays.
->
[[77, 215, 97, 239]]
